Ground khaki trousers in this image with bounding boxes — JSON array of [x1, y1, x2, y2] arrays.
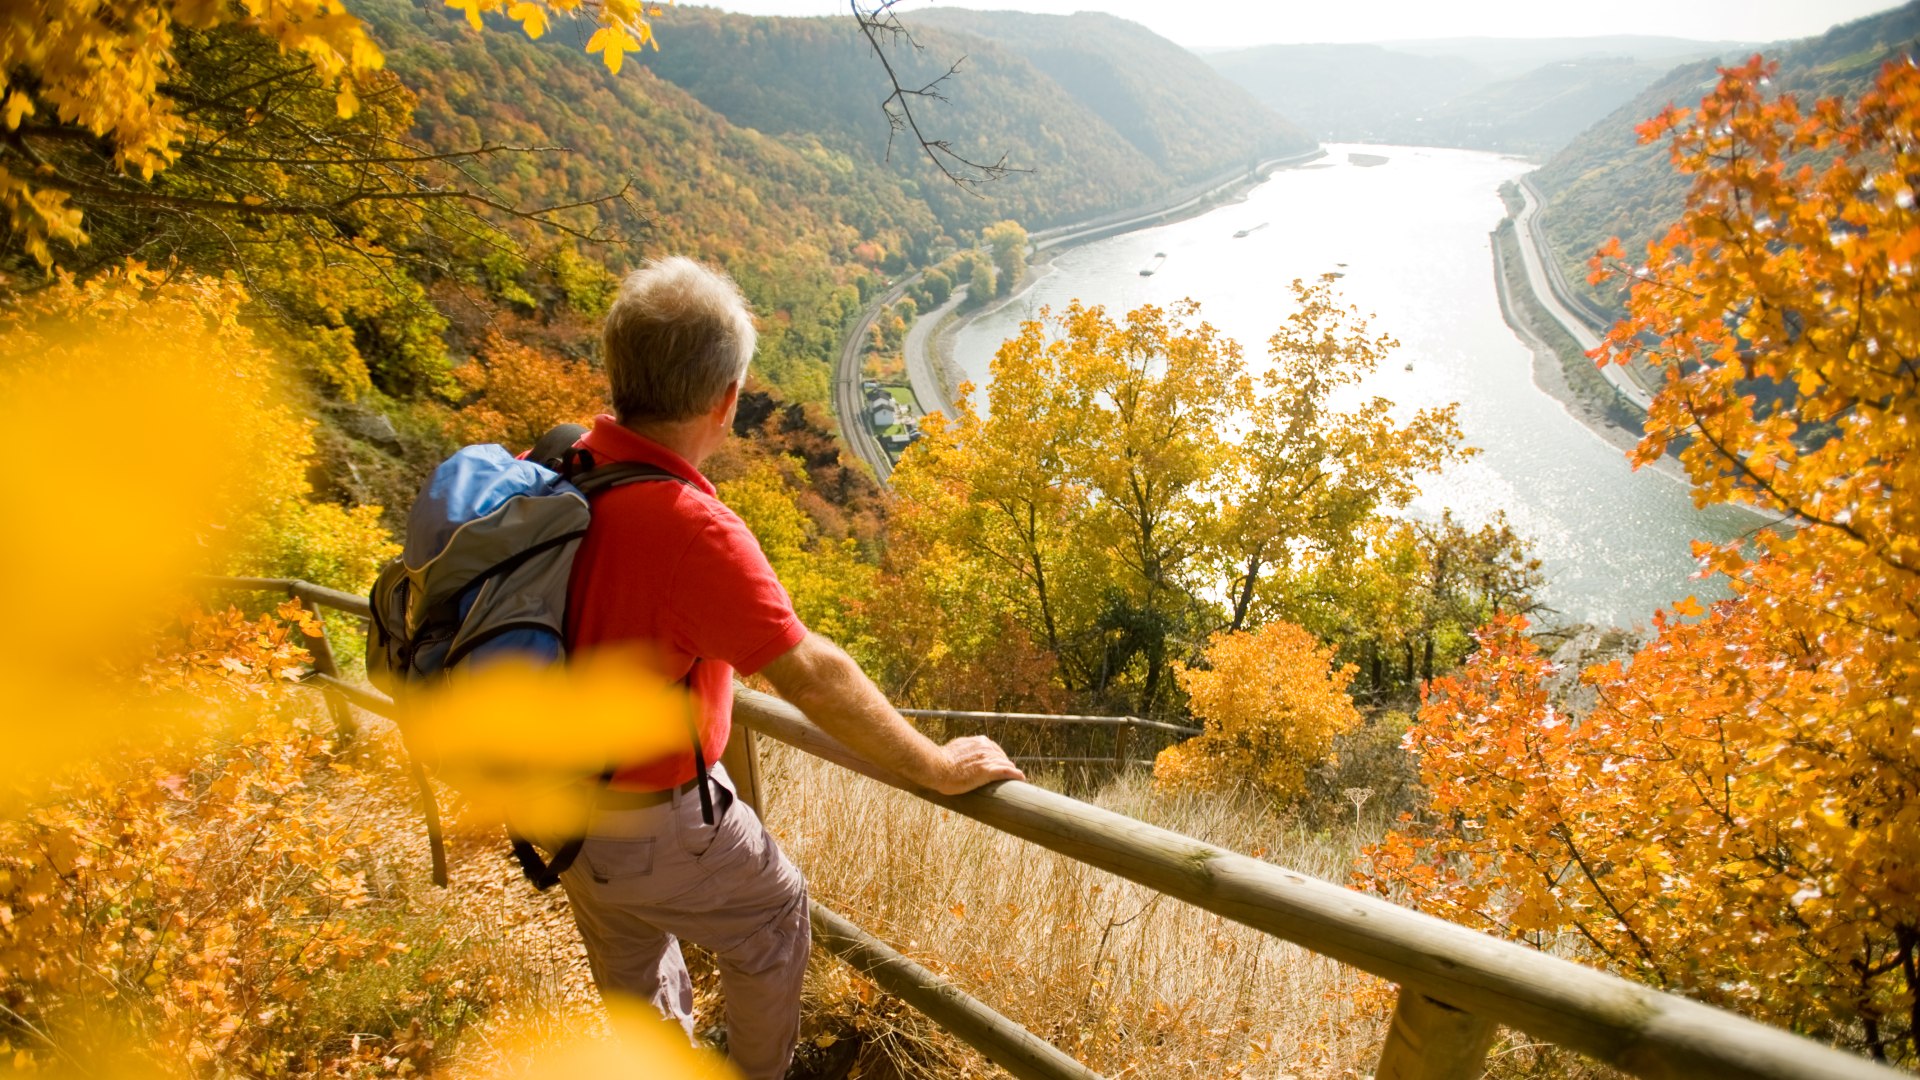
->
[[558, 764, 810, 1080]]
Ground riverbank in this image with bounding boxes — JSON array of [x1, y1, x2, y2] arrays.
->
[[1491, 218, 1656, 465]]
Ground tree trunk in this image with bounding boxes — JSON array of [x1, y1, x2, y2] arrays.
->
[[1229, 552, 1262, 632]]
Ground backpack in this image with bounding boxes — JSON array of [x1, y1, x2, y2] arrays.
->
[[365, 434, 712, 890]]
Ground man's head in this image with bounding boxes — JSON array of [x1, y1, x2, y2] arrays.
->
[[602, 256, 756, 428]]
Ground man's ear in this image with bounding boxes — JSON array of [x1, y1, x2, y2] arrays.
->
[[712, 380, 741, 425]]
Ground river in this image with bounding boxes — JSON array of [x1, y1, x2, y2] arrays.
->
[[947, 143, 1753, 629]]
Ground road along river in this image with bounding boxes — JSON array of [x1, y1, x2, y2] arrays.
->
[[940, 143, 1754, 629]]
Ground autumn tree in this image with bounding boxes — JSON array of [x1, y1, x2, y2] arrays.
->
[[891, 287, 1470, 716], [890, 330, 1103, 688], [1152, 620, 1362, 806], [1211, 278, 1465, 634], [1365, 58, 1920, 1065], [0, 0, 652, 262], [447, 331, 609, 450], [0, 0, 657, 398]]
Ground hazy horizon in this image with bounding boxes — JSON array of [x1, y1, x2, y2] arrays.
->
[[685, 0, 1907, 50]]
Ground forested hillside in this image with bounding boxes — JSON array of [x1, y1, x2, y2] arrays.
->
[[1531, 0, 1920, 310], [361, 0, 940, 412], [1407, 58, 1674, 154], [907, 9, 1313, 178], [1208, 37, 1728, 157], [636, 8, 1312, 233]]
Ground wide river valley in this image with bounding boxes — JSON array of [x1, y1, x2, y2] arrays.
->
[[948, 143, 1754, 629]]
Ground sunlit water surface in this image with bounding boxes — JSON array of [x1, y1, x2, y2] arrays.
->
[[950, 143, 1751, 628]]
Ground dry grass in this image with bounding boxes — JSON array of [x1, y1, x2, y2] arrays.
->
[[762, 744, 1397, 1079]]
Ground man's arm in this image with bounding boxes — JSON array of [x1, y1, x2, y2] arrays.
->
[[758, 632, 1024, 795]]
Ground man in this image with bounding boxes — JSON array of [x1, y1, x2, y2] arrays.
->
[[560, 256, 1024, 1079]]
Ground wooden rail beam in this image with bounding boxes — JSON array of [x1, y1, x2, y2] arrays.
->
[[810, 902, 1103, 1080], [291, 592, 358, 742], [732, 687, 1901, 1080], [900, 708, 1199, 737], [195, 575, 372, 619]]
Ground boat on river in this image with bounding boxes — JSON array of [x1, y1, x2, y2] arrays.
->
[[1139, 252, 1167, 276], [1233, 223, 1268, 238]]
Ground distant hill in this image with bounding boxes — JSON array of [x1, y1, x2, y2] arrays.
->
[[1207, 36, 1732, 157], [636, 8, 1314, 234], [1205, 45, 1485, 146], [1410, 57, 1675, 155], [361, 0, 945, 407], [1378, 35, 1747, 80], [1530, 0, 1920, 312]]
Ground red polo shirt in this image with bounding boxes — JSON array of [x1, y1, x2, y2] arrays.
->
[[565, 415, 808, 791]]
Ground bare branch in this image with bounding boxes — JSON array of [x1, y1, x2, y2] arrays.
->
[[849, 0, 1026, 192]]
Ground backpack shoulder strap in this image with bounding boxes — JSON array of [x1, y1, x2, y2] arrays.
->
[[569, 460, 696, 499]]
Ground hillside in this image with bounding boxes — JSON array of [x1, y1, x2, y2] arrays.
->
[[1204, 45, 1484, 146], [1207, 37, 1730, 157], [1530, 0, 1920, 312], [906, 9, 1314, 179], [631, 9, 1156, 233], [1409, 57, 1675, 155], [1380, 35, 1746, 79], [359, 0, 940, 413]]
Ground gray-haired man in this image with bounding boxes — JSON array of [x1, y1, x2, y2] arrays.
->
[[558, 256, 1024, 1078]]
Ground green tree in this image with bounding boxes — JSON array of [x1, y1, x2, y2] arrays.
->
[[1212, 278, 1466, 633], [983, 219, 1029, 297], [968, 258, 997, 308]]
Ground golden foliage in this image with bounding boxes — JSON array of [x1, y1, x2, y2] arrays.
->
[[890, 284, 1462, 713], [448, 331, 608, 450], [716, 455, 877, 652], [397, 651, 694, 838], [0, 606, 416, 1071], [0, 276, 717, 1071], [0, 265, 389, 795], [1153, 621, 1362, 804], [0, 0, 381, 262], [0, 265, 397, 593]]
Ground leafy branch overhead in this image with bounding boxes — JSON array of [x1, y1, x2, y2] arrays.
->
[[0, 0, 658, 271], [850, 0, 1024, 191]]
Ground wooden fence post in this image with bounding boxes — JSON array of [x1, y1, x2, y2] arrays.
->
[[719, 727, 766, 817], [1375, 990, 1497, 1080], [1113, 720, 1133, 773], [294, 591, 359, 743]]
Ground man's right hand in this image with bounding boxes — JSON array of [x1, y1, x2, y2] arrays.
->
[[932, 735, 1025, 795]]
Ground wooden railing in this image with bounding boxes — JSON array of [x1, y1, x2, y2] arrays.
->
[[899, 708, 1198, 772], [203, 578, 1904, 1080]]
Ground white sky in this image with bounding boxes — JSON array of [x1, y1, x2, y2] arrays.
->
[[682, 1, 1906, 48]]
